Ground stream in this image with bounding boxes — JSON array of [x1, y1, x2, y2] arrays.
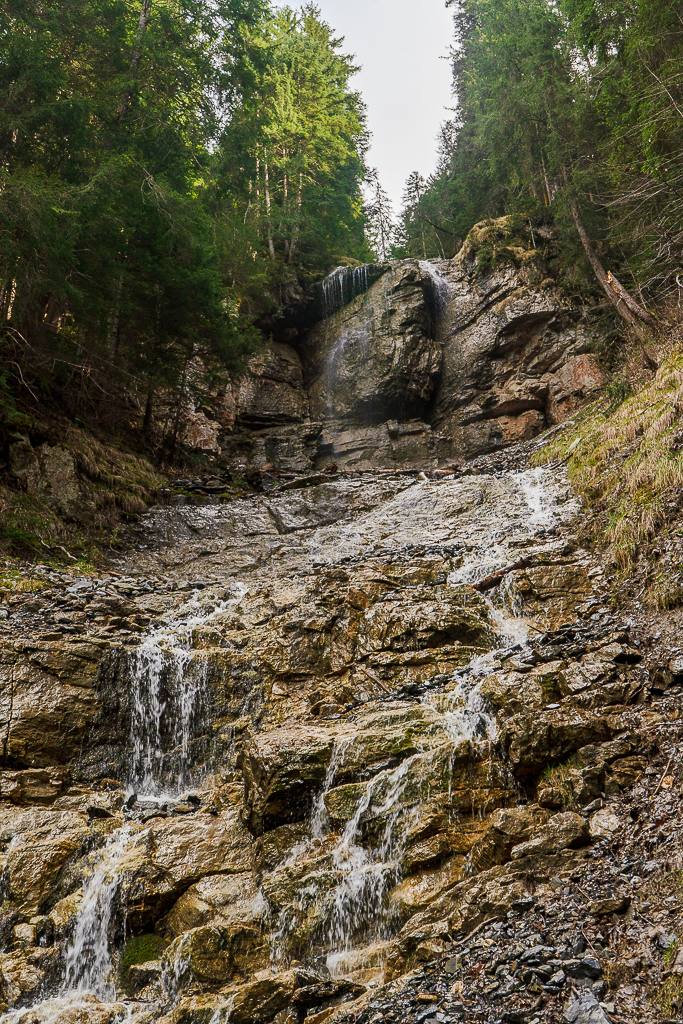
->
[[0, 456, 590, 1024]]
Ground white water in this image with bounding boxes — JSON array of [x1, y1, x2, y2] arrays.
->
[[321, 265, 371, 318], [62, 828, 137, 998], [127, 581, 248, 795], [419, 259, 452, 318], [0, 827, 144, 1023], [0, 585, 252, 1024], [267, 464, 577, 965]]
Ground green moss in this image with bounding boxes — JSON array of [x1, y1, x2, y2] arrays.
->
[[119, 933, 168, 993]]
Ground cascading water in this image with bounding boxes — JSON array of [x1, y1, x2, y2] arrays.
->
[[266, 466, 577, 969], [419, 260, 452, 318], [0, 584, 251, 1024], [321, 265, 371, 318], [62, 828, 136, 999], [127, 581, 248, 795]]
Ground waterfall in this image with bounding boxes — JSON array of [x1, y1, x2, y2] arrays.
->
[[62, 828, 137, 999], [419, 260, 452, 316], [321, 265, 371, 318], [267, 466, 577, 964], [127, 582, 248, 795]]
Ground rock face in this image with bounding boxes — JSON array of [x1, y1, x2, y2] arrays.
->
[[205, 219, 601, 478], [302, 261, 442, 426], [430, 221, 600, 458], [0, 227, 646, 1024], [0, 451, 661, 1024]]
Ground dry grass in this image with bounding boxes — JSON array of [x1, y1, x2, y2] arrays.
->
[[534, 317, 683, 608], [654, 976, 683, 1018]]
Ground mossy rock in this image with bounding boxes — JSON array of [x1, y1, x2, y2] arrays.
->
[[119, 933, 168, 993]]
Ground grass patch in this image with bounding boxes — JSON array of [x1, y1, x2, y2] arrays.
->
[[532, 344, 683, 607], [654, 976, 683, 1017], [539, 760, 580, 810]]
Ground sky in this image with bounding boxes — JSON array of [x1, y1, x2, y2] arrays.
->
[[273, 0, 455, 213]]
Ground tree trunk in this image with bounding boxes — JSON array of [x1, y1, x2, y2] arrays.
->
[[264, 154, 276, 261], [287, 171, 303, 264], [570, 205, 656, 335], [142, 384, 155, 438], [115, 0, 152, 120], [107, 275, 123, 360]]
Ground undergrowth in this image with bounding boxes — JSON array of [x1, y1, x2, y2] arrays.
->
[[533, 320, 683, 608], [0, 419, 166, 563]]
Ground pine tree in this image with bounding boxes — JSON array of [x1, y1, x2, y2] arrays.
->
[[364, 168, 395, 261]]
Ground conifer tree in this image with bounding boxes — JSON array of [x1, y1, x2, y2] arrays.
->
[[364, 168, 395, 261]]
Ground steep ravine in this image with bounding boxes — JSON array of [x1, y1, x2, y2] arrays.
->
[[0, 440, 673, 1024], [0, 248, 680, 1024]]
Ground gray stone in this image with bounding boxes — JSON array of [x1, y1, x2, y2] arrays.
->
[[563, 988, 612, 1024]]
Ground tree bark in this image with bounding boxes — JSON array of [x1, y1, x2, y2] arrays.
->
[[570, 204, 656, 335], [115, 0, 152, 121], [142, 384, 154, 438], [264, 153, 276, 261]]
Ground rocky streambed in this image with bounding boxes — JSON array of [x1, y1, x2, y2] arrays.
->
[[0, 450, 679, 1024]]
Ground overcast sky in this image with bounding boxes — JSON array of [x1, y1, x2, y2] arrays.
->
[[273, 0, 455, 213]]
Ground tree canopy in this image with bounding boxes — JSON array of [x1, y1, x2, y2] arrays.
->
[[399, 0, 683, 320], [0, 0, 373, 439]]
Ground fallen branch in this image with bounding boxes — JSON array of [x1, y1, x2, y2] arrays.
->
[[471, 556, 532, 592], [38, 536, 78, 562]]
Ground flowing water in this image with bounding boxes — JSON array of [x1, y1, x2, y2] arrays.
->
[[127, 581, 248, 795], [0, 582, 252, 1023], [321, 265, 371, 318], [62, 828, 137, 999], [263, 466, 578, 970], [2, 257, 588, 1021]]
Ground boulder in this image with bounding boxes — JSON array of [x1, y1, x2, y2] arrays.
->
[[510, 811, 590, 859], [463, 804, 552, 874], [563, 988, 612, 1024], [162, 921, 266, 987], [9, 441, 80, 514], [0, 806, 90, 916], [0, 768, 69, 806], [0, 641, 106, 768], [163, 872, 264, 937], [122, 810, 254, 927]]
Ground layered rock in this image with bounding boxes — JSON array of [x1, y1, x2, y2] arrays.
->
[[430, 220, 601, 458], [199, 220, 602, 478], [0, 456, 658, 1024]]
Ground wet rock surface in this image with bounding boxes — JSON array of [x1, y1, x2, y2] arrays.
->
[[0, 438, 681, 1024], [180, 230, 601, 483]]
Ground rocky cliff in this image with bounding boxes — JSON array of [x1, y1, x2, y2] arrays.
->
[[192, 219, 601, 482], [0, 429, 680, 1024]]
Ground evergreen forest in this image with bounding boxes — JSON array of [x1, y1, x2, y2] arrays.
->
[[398, 0, 683, 330], [0, 0, 372, 439], [2, 0, 683, 450]]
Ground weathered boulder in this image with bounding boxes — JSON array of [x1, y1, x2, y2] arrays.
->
[[0, 768, 69, 806], [8, 441, 80, 515], [510, 810, 590, 859], [0, 640, 107, 768], [121, 811, 254, 927], [163, 872, 264, 937], [162, 920, 266, 986], [234, 342, 309, 427], [0, 806, 91, 917], [463, 804, 552, 874]]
